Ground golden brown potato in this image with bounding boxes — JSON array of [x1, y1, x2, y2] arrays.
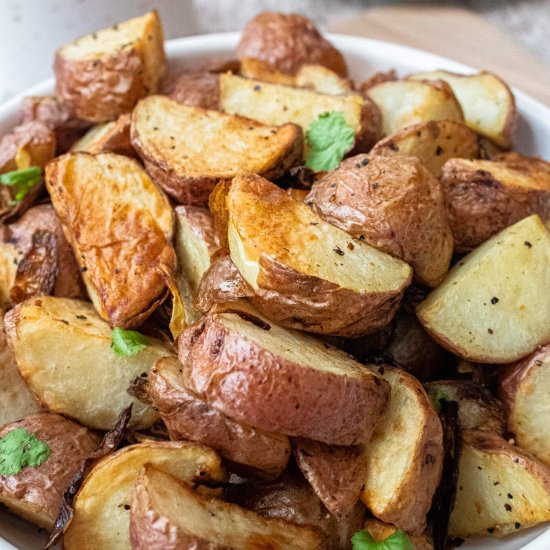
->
[[46, 152, 176, 328], [0, 310, 42, 426], [417, 215, 550, 363], [450, 430, 550, 537], [5, 296, 171, 430], [219, 73, 381, 153], [168, 71, 221, 109], [366, 79, 464, 136], [440, 155, 550, 252], [237, 12, 347, 77], [425, 380, 506, 433], [306, 155, 453, 287], [131, 95, 304, 204], [64, 441, 226, 550], [149, 356, 291, 478], [180, 302, 390, 446], [357, 69, 398, 93], [408, 70, 516, 148], [360, 366, 443, 534], [71, 113, 134, 157], [130, 465, 325, 550], [362, 518, 433, 549], [370, 120, 480, 178], [499, 345, 550, 466], [293, 438, 364, 519], [54, 11, 166, 122], [228, 471, 365, 550], [0, 413, 99, 529]]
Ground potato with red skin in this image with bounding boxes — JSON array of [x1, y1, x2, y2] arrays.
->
[[0, 413, 99, 529], [169, 71, 221, 110], [237, 12, 347, 77], [306, 155, 453, 287]]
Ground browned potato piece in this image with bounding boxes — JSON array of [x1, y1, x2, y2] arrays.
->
[[71, 113, 134, 157], [219, 73, 381, 153], [306, 155, 453, 287], [168, 71, 221, 109], [441, 155, 550, 251], [408, 71, 516, 148], [149, 356, 291, 478], [0, 121, 56, 174], [357, 69, 398, 92], [5, 296, 171, 430], [130, 465, 325, 550], [237, 12, 347, 77], [181, 303, 390, 446], [220, 173, 412, 337], [46, 152, 175, 328], [0, 413, 99, 529], [370, 120, 480, 177], [499, 345, 550, 466], [54, 11, 165, 122], [64, 441, 226, 550], [362, 518, 433, 549], [417, 215, 550, 364], [131, 95, 304, 204], [360, 366, 443, 534], [366, 80, 464, 136], [0, 310, 42, 425], [293, 438, 364, 519], [425, 380, 506, 433], [229, 471, 365, 550], [450, 430, 550, 537]]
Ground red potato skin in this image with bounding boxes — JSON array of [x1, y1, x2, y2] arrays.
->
[[169, 72, 221, 110], [237, 12, 347, 77], [0, 413, 99, 529], [180, 314, 390, 446]]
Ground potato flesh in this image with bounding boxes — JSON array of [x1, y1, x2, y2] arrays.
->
[[417, 215, 550, 363], [5, 296, 170, 429], [64, 442, 225, 550]]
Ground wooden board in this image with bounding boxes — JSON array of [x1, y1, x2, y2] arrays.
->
[[330, 5, 550, 106]]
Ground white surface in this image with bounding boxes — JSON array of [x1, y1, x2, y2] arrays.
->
[[0, 31, 550, 549]]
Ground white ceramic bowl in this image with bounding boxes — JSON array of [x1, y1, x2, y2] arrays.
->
[[0, 32, 549, 550]]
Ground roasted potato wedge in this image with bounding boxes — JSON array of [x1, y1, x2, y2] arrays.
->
[[130, 464, 325, 550], [149, 356, 291, 478], [220, 172, 412, 336], [499, 345, 550, 466], [450, 430, 550, 537], [425, 380, 506, 433], [360, 366, 443, 534], [219, 73, 381, 153], [370, 120, 480, 177], [408, 70, 516, 148], [168, 71, 221, 109], [0, 310, 42, 426], [440, 155, 550, 251], [306, 155, 453, 287], [131, 95, 304, 204], [229, 470, 365, 550], [366, 79, 464, 136], [0, 413, 99, 529], [5, 296, 171, 430], [293, 438, 364, 519], [417, 215, 550, 363], [181, 302, 390, 446], [237, 12, 347, 77], [54, 11, 166, 122], [362, 518, 433, 550], [46, 152, 176, 328], [71, 114, 134, 157], [64, 441, 225, 550]]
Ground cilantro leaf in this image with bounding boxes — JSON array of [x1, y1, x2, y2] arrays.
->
[[0, 428, 51, 476], [428, 388, 449, 413], [0, 166, 43, 203], [305, 111, 355, 172], [352, 529, 414, 550], [111, 327, 148, 357]]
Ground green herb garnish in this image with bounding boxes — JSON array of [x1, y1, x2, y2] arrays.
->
[[305, 111, 355, 172], [0, 428, 51, 476], [351, 529, 414, 550], [0, 166, 43, 202], [429, 388, 449, 413], [111, 327, 148, 357]]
